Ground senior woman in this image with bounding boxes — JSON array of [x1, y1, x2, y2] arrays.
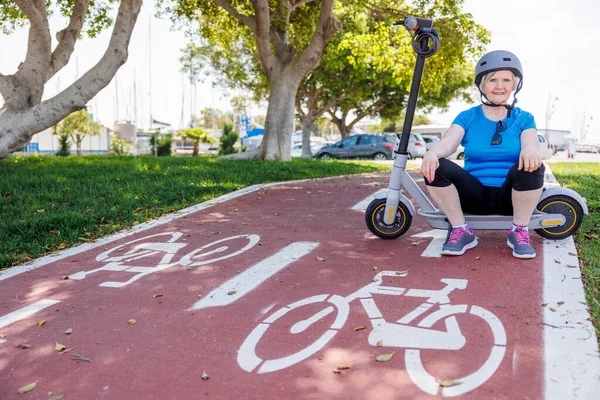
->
[[420, 50, 544, 259]]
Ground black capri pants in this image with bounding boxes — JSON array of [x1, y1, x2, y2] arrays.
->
[[424, 158, 545, 216]]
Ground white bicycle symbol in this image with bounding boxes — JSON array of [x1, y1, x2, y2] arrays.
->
[[68, 232, 260, 287], [238, 271, 506, 397]]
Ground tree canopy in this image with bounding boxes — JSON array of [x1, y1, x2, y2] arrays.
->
[[174, 0, 489, 157]]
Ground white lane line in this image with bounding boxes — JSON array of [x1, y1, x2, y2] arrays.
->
[[543, 238, 600, 399], [410, 229, 447, 257], [351, 188, 386, 210], [0, 299, 61, 333], [189, 242, 319, 310]]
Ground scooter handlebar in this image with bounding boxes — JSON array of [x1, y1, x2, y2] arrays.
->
[[393, 17, 419, 31]]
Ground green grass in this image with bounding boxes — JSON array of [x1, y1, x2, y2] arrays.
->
[[548, 162, 600, 339], [0, 155, 391, 270]]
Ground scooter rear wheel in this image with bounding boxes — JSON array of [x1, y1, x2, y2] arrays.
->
[[365, 198, 412, 239], [534, 195, 584, 240]]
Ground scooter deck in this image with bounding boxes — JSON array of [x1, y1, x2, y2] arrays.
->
[[417, 209, 566, 230]]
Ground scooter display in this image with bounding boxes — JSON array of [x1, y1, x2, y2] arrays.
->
[[365, 17, 588, 240]]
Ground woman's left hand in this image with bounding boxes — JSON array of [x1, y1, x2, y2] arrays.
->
[[519, 147, 542, 172]]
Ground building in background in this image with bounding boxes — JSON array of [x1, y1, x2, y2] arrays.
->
[[18, 124, 112, 155]]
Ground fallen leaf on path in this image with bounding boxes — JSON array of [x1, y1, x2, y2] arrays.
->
[[316, 257, 325, 262], [372, 266, 379, 271], [568, 252, 577, 256], [376, 340, 383, 347], [201, 371, 209, 380], [541, 303, 548, 307], [197, 295, 203, 298], [375, 351, 395, 362], [16, 344, 31, 349], [396, 270, 408, 275], [475, 256, 481, 260], [227, 290, 237, 295], [61, 276, 69, 280], [337, 364, 353, 370], [59, 348, 72, 355], [65, 328, 73, 334], [152, 294, 163, 298], [437, 379, 462, 387], [37, 320, 46, 327], [567, 265, 577, 268], [557, 301, 565, 306], [72, 354, 92, 362], [549, 307, 556, 312], [55, 343, 66, 351], [127, 319, 136, 325], [526, 319, 531, 325], [0, 333, 7, 338], [17, 381, 37, 394], [354, 326, 366, 332], [555, 259, 561, 264], [241, 222, 248, 225], [333, 369, 342, 374]]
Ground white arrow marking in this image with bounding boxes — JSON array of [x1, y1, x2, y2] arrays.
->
[[410, 229, 447, 258], [351, 189, 386, 210]]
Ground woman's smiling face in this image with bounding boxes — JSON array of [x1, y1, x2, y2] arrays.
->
[[483, 70, 515, 104]]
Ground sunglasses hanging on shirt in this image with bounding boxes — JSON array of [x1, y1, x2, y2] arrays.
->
[[491, 120, 506, 145]]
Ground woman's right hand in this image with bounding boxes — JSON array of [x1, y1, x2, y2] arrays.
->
[[420, 150, 439, 183]]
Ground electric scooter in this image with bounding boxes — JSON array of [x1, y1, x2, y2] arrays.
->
[[365, 17, 588, 240]]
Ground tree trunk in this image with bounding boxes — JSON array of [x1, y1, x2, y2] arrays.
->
[[193, 141, 199, 156], [221, 69, 301, 161], [300, 117, 315, 158]]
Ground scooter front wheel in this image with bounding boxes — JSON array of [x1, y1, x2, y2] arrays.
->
[[365, 198, 412, 239], [535, 194, 584, 240]]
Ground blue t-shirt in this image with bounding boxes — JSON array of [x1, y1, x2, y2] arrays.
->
[[452, 105, 536, 187]]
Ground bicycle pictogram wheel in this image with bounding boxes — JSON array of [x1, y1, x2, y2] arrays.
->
[[237, 294, 350, 374]]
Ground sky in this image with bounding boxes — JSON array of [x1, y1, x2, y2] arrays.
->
[[0, 0, 599, 142]]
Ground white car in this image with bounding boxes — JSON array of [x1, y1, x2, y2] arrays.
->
[[291, 142, 322, 158], [422, 135, 464, 160], [538, 134, 553, 160]]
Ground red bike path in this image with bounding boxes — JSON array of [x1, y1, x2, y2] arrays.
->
[[1, 171, 598, 399]]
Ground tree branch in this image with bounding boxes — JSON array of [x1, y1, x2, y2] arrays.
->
[[291, 0, 340, 77], [212, 0, 256, 30], [348, 99, 387, 129], [364, 3, 409, 18], [15, 0, 52, 71], [290, 0, 317, 12], [251, 0, 276, 77], [47, 0, 91, 80], [10, 0, 143, 135]]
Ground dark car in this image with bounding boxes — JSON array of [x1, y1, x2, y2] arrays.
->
[[313, 134, 395, 160]]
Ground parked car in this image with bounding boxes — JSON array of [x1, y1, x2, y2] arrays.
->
[[448, 145, 465, 160], [291, 142, 322, 158], [421, 135, 440, 151], [538, 134, 553, 160], [313, 134, 396, 160], [422, 135, 465, 160], [383, 132, 427, 159]]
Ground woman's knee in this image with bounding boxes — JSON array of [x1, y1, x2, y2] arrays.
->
[[508, 162, 545, 191], [425, 158, 458, 187]]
